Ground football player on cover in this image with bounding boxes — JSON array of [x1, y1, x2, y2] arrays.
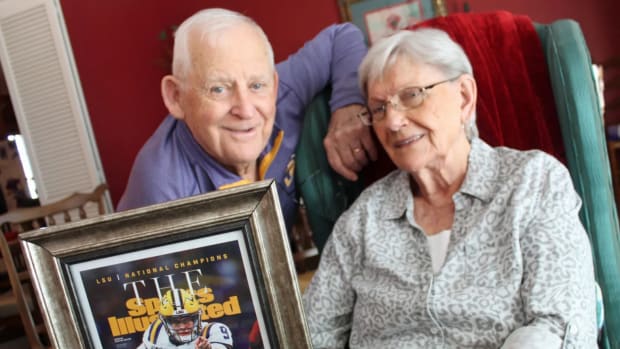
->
[[138, 288, 233, 349]]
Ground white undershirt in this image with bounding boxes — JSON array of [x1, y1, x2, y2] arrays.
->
[[426, 229, 451, 273]]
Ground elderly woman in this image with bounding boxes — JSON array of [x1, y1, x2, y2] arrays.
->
[[302, 28, 597, 348]]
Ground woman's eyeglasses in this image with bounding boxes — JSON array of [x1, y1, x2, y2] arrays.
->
[[358, 76, 460, 125]]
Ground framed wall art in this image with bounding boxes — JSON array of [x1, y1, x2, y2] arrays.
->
[[20, 180, 310, 349], [339, 0, 445, 44]]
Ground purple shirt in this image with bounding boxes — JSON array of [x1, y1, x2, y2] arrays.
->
[[117, 23, 367, 232]]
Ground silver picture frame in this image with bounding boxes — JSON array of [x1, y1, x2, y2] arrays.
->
[[20, 180, 311, 349]]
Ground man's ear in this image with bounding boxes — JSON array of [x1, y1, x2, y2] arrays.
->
[[458, 74, 477, 124], [161, 75, 185, 120], [272, 70, 279, 96]]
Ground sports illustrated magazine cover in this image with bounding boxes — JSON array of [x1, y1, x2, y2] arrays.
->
[[68, 230, 269, 349]]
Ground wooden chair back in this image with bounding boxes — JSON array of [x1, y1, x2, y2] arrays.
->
[[0, 183, 108, 232], [0, 183, 108, 348]]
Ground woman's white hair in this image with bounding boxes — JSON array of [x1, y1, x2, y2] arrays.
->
[[172, 8, 275, 79], [359, 28, 478, 140]]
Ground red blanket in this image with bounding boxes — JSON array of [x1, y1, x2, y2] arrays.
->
[[365, 11, 565, 184]]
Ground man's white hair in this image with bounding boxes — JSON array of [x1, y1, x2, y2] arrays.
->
[[172, 8, 275, 79]]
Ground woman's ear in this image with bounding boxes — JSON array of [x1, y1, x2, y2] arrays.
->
[[458, 74, 477, 124], [161, 75, 185, 120]]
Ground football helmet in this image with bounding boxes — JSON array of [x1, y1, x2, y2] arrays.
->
[[158, 288, 202, 344]]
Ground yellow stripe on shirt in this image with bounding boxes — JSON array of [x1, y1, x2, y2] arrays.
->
[[258, 130, 284, 180], [218, 179, 252, 190], [217, 130, 283, 190]]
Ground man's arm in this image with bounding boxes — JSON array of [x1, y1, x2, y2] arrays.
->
[[277, 23, 365, 109], [277, 23, 376, 180], [323, 23, 377, 180], [116, 152, 171, 211], [116, 117, 199, 211], [324, 103, 377, 181]]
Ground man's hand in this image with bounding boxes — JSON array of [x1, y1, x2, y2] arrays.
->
[[323, 104, 378, 181], [195, 337, 211, 349]]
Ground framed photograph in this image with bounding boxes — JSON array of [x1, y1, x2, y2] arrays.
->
[[339, 0, 436, 44], [20, 180, 311, 349]]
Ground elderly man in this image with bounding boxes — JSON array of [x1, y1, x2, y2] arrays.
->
[[117, 8, 374, 232]]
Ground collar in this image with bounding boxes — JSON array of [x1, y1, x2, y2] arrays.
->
[[380, 171, 412, 220], [459, 137, 499, 203]]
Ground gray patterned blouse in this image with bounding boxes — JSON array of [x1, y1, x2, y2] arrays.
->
[[303, 138, 597, 349]]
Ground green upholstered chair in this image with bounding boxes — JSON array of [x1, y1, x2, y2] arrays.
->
[[296, 14, 620, 348], [295, 87, 364, 254], [536, 19, 620, 349]]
